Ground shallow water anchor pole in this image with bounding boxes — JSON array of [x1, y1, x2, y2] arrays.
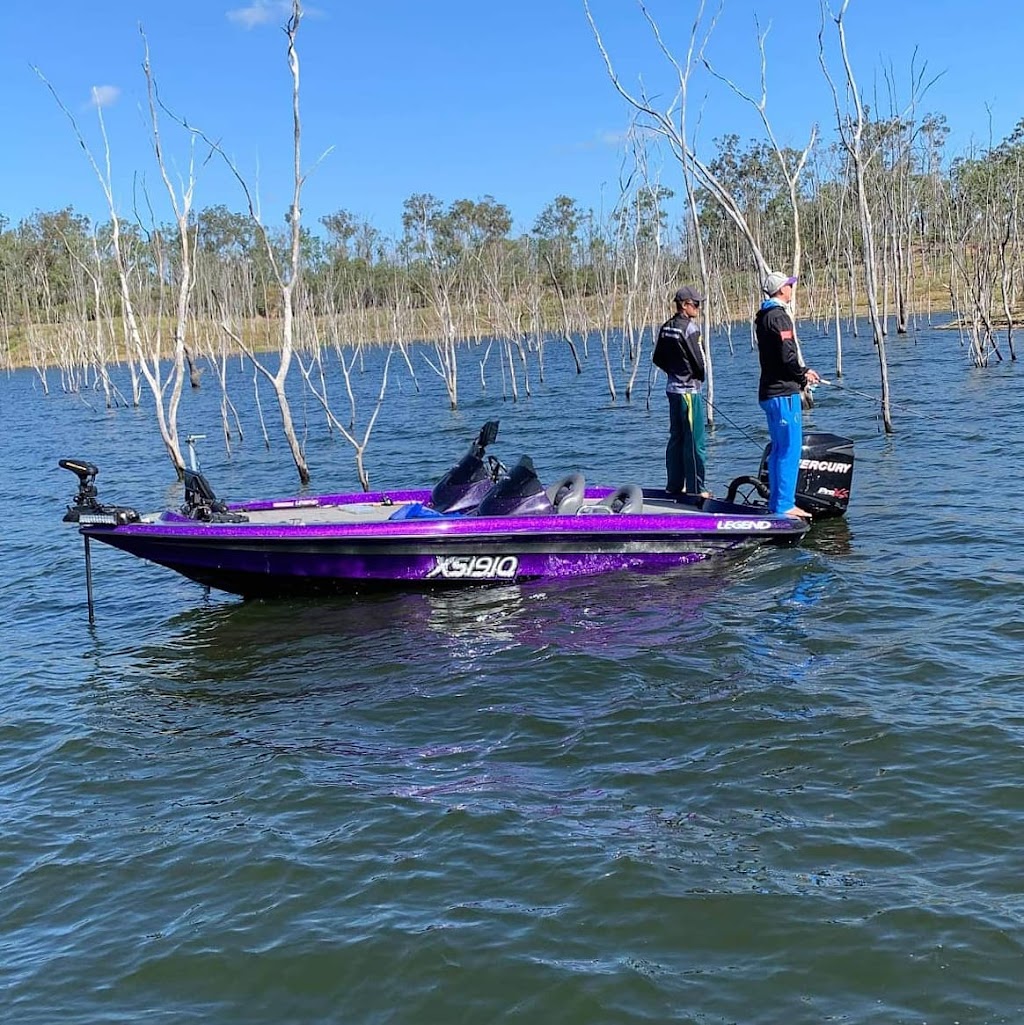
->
[[84, 535, 96, 625]]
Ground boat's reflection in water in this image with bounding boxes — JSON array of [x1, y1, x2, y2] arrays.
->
[[802, 516, 853, 557], [120, 553, 756, 698], [418, 561, 732, 656]]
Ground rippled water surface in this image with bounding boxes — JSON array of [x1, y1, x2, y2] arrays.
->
[[2, 325, 1022, 1024]]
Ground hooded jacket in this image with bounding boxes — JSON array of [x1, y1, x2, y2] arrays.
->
[[754, 300, 808, 401]]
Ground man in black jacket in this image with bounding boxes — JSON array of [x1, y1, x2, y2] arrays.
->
[[754, 271, 821, 519], [653, 285, 708, 496]]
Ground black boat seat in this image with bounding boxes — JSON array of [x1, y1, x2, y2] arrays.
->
[[545, 472, 586, 515], [598, 484, 644, 514]]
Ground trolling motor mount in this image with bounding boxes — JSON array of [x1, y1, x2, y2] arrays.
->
[[59, 458, 100, 520], [59, 459, 140, 526]]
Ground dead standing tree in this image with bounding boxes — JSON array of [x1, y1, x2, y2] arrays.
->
[[142, 34, 205, 461], [36, 70, 189, 475], [401, 194, 462, 410], [700, 17, 818, 318], [818, 0, 934, 432], [820, 3, 888, 434], [586, 0, 794, 426], [217, 1, 321, 485], [586, 1, 774, 277]]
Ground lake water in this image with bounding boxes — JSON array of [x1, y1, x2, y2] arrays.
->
[[2, 324, 1022, 1024]]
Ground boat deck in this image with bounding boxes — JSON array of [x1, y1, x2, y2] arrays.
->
[[225, 492, 760, 528]]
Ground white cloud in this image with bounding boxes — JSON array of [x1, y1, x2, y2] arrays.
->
[[89, 85, 120, 108], [570, 130, 631, 152], [226, 0, 293, 29]]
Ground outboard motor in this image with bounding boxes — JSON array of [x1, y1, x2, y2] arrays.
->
[[430, 420, 506, 514], [474, 456, 556, 517], [761, 432, 855, 519]]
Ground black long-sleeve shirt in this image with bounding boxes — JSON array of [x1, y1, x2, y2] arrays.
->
[[655, 312, 706, 391], [754, 303, 807, 401]]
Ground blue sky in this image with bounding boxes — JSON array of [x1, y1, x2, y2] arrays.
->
[[2, 0, 1021, 240]]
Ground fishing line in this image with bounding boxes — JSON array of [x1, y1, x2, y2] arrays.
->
[[706, 398, 766, 451], [817, 380, 943, 422]]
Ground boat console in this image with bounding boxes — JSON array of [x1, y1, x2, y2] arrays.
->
[[475, 456, 560, 517], [429, 419, 507, 513]]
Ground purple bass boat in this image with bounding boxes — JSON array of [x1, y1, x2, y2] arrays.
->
[[60, 421, 854, 604]]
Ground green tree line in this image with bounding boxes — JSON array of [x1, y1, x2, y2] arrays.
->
[[4, 111, 1022, 377]]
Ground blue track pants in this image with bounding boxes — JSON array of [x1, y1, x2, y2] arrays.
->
[[759, 393, 803, 514]]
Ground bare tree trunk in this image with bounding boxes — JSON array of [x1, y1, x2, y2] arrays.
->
[[820, 1, 894, 432], [37, 67, 188, 471]]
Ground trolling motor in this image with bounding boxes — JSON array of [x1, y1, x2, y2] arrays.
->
[[725, 432, 855, 519], [59, 459, 140, 525], [59, 458, 143, 625], [429, 420, 508, 513]]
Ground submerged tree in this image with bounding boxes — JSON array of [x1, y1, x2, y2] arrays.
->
[[819, 0, 924, 432], [216, 0, 318, 485]]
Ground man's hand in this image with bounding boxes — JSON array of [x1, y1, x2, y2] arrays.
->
[[804, 368, 821, 386]]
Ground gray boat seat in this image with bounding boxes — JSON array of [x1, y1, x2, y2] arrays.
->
[[598, 484, 644, 514], [545, 472, 586, 515]]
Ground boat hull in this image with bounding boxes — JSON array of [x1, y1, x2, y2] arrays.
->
[[78, 488, 806, 599]]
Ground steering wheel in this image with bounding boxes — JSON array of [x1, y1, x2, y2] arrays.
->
[[487, 455, 508, 481]]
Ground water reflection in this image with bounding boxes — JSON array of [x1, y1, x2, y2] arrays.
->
[[804, 516, 853, 556], [83, 558, 748, 703]]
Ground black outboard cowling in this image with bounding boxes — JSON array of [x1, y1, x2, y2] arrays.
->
[[794, 432, 854, 517], [474, 456, 556, 517], [756, 432, 854, 519], [430, 420, 504, 514]]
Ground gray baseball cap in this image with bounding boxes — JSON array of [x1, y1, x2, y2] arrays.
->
[[763, 271, 797, 295], [673, 285, 703, 304]]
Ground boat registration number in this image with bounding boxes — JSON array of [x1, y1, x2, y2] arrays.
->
[[426, 555, 519, 580]]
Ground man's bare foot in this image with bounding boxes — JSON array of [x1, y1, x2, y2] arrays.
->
[[782, 506, 812, 520]]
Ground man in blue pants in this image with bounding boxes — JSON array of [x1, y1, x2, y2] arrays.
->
[[754, 272, 821, 519]]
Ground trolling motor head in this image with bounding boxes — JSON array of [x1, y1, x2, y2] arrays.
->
[[59, 459, 101, 522], [59, 458, 141, 526]]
